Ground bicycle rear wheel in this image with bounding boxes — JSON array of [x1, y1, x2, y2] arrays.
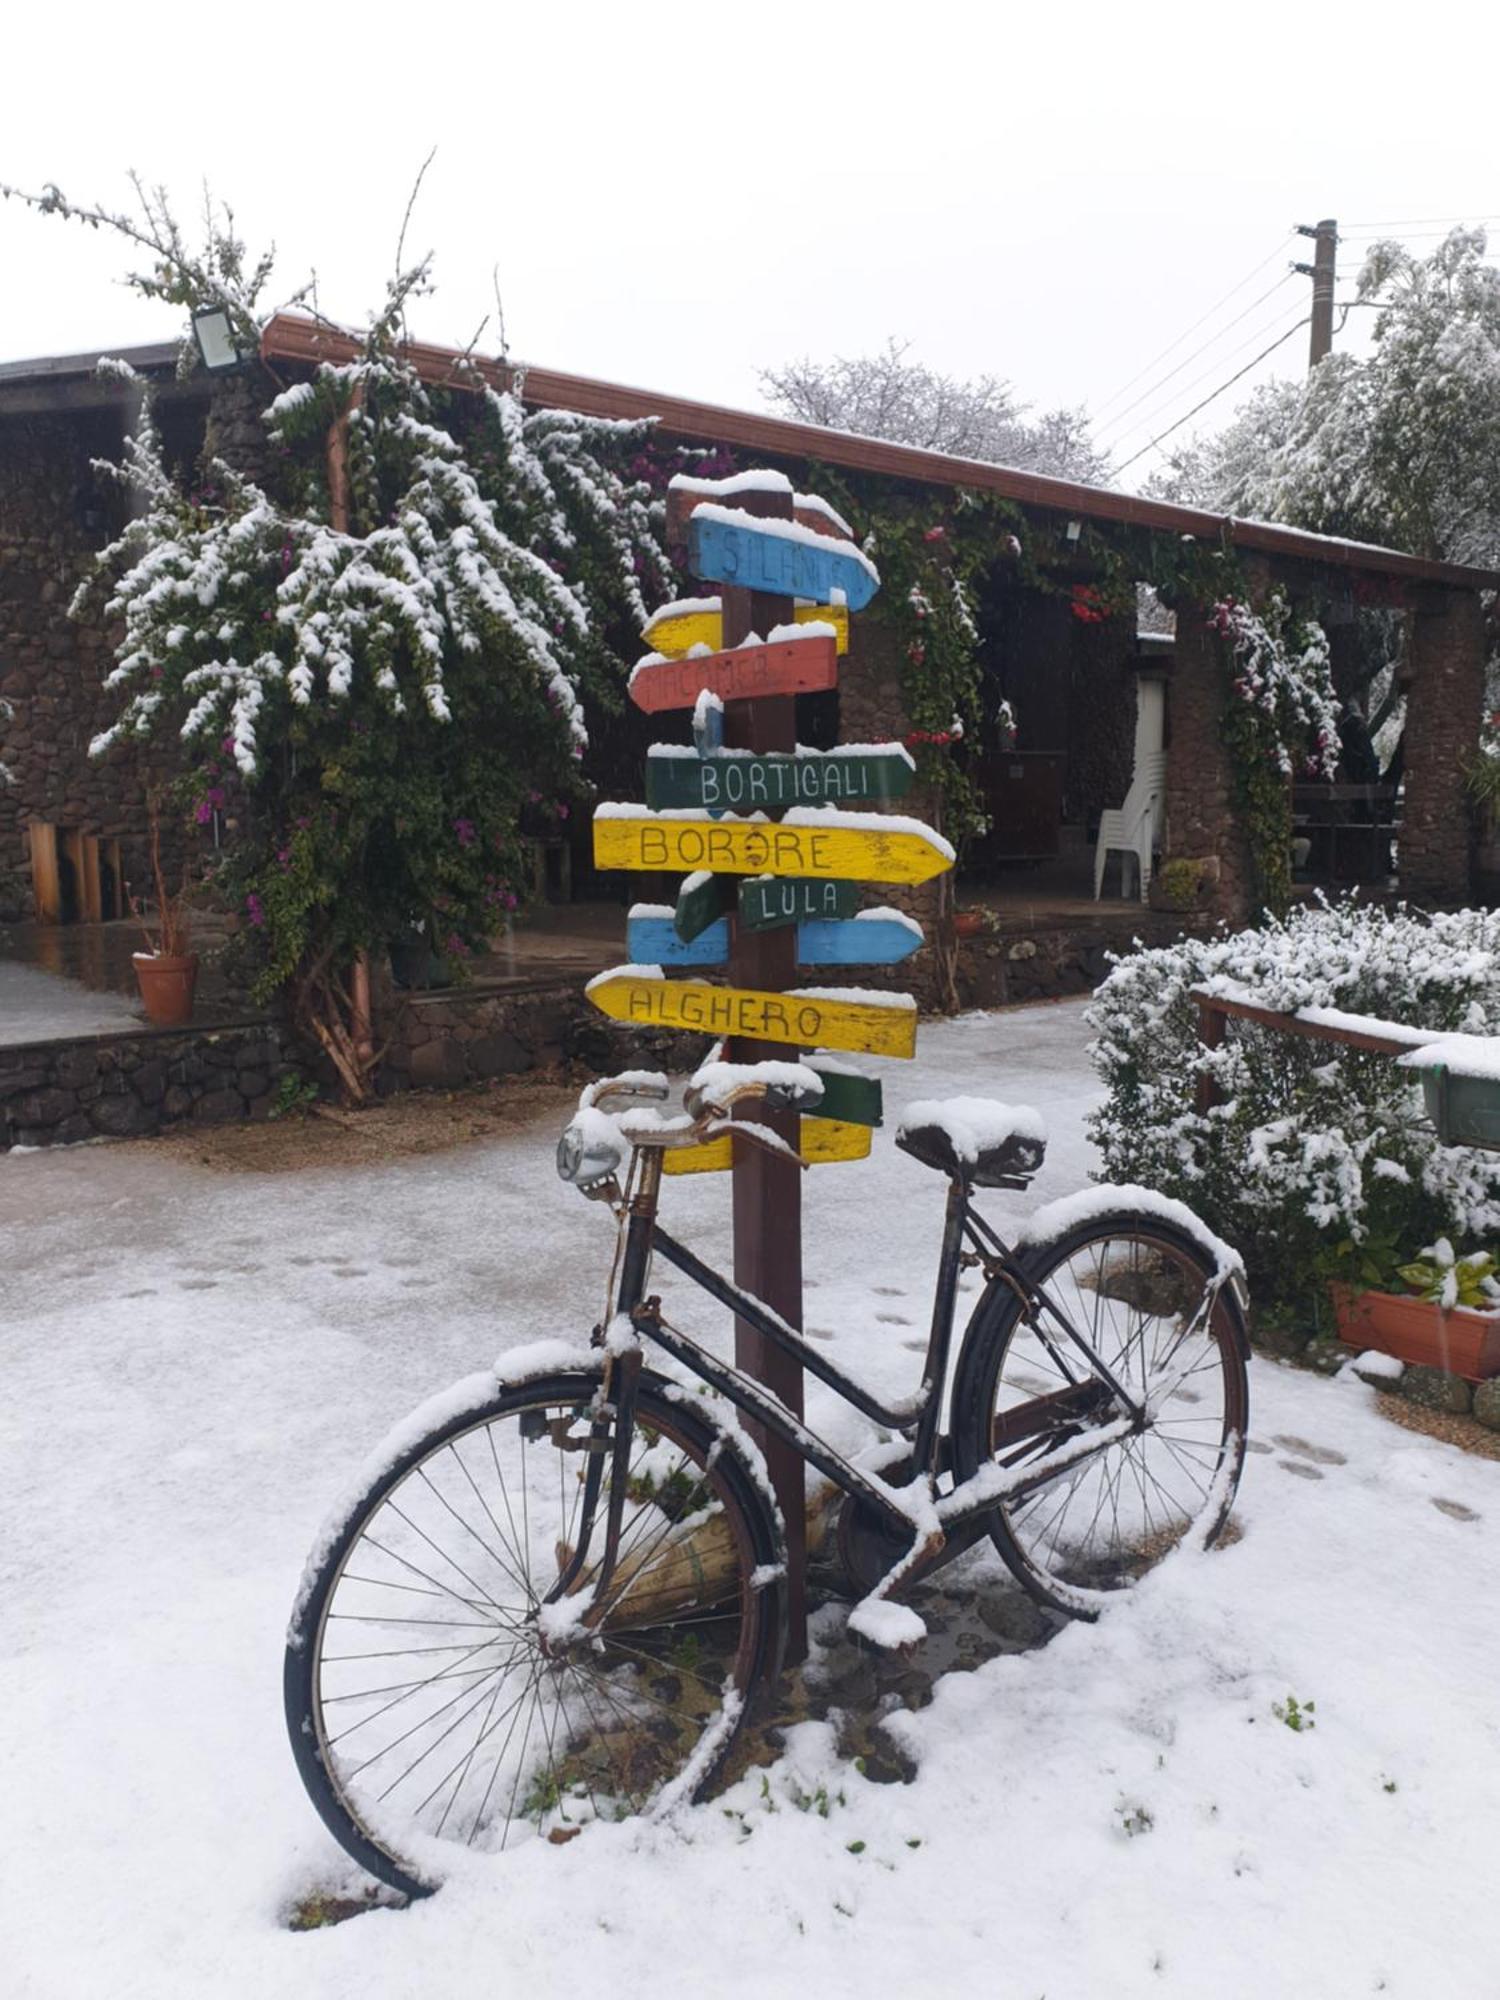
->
[[285, 1367, 781, 1897], [953, 1213, 1248, 1618]]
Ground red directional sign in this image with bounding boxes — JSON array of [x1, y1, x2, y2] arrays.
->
[[627, 633, 838, 715]]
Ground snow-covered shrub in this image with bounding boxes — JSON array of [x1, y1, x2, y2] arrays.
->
[[1086, 900, 1500, 1311]]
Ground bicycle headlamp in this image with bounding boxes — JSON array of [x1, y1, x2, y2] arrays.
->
[[556, 1123, 586, 1183]]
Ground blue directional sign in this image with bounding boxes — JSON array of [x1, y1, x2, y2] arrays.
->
[[687, 510, 880, 612], [627, 909, 922, 969]]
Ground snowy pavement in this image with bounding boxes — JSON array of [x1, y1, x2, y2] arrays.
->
[[5, 998, 1500, 1998], [0, 956, 144, 1045]]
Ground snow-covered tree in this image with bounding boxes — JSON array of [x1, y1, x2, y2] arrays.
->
[[16, 179, 673, 1099], [1151, 228, 1500, 570], [760, 338, 1107, 481]]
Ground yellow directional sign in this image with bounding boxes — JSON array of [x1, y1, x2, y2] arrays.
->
[[584, 970, 918, 1059], [642, 600, 849, 659], [665, 1116, 873, 1176], [593, 809, 953, 886]]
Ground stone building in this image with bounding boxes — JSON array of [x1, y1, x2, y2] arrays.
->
[[1, 320, 1495, 1128]]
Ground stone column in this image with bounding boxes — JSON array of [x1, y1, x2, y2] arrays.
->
[[836, 616, 948, 1005], [1399, 586, 1485, 904], [1162, 597, 1255, 927]]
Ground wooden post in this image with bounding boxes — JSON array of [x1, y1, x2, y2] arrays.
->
[[325, 394, 377, 1083], [720, 484, 808, 1664], [1194, 999, 1226, 1115]]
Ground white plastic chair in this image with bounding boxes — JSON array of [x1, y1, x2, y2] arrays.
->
[[1094, 750, 1167, 901]]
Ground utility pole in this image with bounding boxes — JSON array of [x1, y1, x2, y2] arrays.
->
[[1293, 218, 1338, 369]]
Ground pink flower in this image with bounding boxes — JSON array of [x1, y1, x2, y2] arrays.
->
[[246, 893, 266, 928], [453, 818, 477, 847], [195, 799, 213, 825]]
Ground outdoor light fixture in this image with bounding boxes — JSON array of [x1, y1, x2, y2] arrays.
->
[[191, 306, 245, 374]]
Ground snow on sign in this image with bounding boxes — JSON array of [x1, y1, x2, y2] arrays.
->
[[642, 597, 850, 658], [628, 633, 839, 715], [592, 806, 955, 885], [584, 969, 919, 1059], [644, 744, 913, 812], [687, 506, 881, 611]]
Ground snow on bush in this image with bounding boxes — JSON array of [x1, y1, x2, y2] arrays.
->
[[1086, 899, 1500, 1305]]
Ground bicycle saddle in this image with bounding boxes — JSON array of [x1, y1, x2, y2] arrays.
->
[[894, 1096, 1047, 1188]]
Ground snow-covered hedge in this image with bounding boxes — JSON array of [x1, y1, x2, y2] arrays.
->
[[1086, 901, 1500, 1306]]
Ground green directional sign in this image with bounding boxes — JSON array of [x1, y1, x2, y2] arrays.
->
[[674, 870, 736, 943], [738, 875, 858, 933], [645, 746, 913, 813], [806, 1060, 883, 1128]]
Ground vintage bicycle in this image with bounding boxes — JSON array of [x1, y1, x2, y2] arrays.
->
[[285, 1061, 1249, 1897]]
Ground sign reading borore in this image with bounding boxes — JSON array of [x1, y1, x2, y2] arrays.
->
[[593, 809, 952, 884]]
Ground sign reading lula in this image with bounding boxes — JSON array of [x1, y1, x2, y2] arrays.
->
[[645, 745, 912, 813]]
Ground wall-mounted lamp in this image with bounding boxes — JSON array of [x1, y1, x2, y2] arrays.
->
[[191, 306, 250, 375]]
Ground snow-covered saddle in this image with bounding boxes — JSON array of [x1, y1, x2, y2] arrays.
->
[[895, 1096, 1047, 1189]]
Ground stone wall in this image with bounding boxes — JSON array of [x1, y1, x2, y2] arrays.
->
[[834, 617, 949, 1004], [0, 408, 156, 919], [1400, 586, 1484, 904], [0, 1016, 298, 1147], [953, 908, 1209, 1011], [379, 979, 705, 1095]]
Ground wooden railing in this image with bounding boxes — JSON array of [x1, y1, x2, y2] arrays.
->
[[1189, 987, 1427, 1115]]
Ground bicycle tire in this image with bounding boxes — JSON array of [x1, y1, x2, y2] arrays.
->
[[285, 1364, 783, 1897], [951, 1211, 1249, 1619]]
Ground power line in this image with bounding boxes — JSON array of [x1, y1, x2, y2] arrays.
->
[[1090, 270, 1299, 443], [1342, 212, 1500, 229], [1097, 297, 1311, 454], [1107, 316, 1311, 480], [1089, 234, 1297, 423]]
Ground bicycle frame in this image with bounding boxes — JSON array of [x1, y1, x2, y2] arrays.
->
[[588, 1143, 1153, 1553]]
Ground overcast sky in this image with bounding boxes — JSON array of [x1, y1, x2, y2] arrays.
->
[[4, 0, 1495, 489]]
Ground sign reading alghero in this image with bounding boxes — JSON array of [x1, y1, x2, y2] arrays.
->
[[584, 971, 918, 1059]]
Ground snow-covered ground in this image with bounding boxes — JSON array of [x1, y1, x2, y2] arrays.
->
[[5, 999, 1499, 1999], [0, 957, 142, 1045]]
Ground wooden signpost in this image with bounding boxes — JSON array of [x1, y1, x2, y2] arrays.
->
[[628, 633, 838, 715], [644, 744, 913, 812], [643, 597, 850, 659], [587, 471, 954, 1662]]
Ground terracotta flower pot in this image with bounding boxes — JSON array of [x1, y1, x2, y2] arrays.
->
[[1329, 1282, 1500, 1381], [133, 951, 199, 1029], [952, 910, 985, 939]]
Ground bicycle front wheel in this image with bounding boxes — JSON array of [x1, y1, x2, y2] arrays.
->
[[285, 1367, 781, 1897], [953, 1213, 1249, 1618]]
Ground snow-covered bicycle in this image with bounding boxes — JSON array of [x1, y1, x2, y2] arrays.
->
[[285, 1062, 1249, 1896]]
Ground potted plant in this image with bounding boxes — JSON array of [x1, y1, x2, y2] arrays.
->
[[129, 797, 199, 1028], [1330, 1236, 1500, 1380]]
